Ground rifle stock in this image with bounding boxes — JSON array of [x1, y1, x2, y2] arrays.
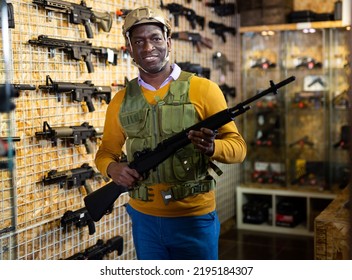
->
[[91, 11, 113, 32], [84, 76, 296, 222]]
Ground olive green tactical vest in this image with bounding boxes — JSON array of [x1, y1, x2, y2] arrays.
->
[[119, 71, 211, 185]]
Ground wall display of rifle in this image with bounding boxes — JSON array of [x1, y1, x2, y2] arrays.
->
[[177, 61, 210, 79], [38, 75, 111, 112], [65, 235, 123, 260], [205, 0, 236, 17], [41, 163, 107, 195], [171, 31, 213, 53], [0, 0, 239, 260], [208, 21, 236, 43], [212, 51, 234, 75], [160, 0, 205, 30], [61, 207, 96, 235], [32, 0, 113, 38], [35, 121, 104, 154], [28, 35, 119, 73]]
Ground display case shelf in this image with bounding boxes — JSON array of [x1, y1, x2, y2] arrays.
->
[[236, 185, 336, 236], [239, 21, 346, 33]]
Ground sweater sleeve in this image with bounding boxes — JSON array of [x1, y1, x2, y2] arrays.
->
[[189, 76, 247, 164], [94, 89, 127, 177]]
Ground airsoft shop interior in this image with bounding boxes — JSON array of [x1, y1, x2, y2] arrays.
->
[[0, 0, 351, 260]]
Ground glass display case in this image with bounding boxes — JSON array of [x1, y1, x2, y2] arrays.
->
[[237, 22, 350, 235], [328, 28, 350, 190], [282, 28, 329, 191], [241, 30, 286, 188]]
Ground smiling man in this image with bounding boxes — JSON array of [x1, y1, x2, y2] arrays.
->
[[94, 6, 247, 260]]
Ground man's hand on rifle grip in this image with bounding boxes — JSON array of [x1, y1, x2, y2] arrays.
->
[[107, 161, 142, 189]]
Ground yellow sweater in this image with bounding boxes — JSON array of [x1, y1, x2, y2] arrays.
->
[[95, 75, 247, 217]]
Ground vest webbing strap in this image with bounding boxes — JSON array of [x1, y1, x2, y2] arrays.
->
[[128, 185, 154, 202], [129, 179, 215, 204]]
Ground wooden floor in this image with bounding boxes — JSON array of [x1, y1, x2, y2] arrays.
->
[[218, 218, 314, 260]]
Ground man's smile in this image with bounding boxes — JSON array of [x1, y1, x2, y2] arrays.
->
[[143, 55, 159, 62]]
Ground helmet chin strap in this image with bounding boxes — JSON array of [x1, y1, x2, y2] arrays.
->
[[126, 28, 170, 74]]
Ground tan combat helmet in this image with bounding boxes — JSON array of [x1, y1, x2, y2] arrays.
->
[[122, 6, 171, 39]]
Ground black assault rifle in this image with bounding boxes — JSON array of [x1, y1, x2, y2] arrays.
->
[[212, 51, 234, 75], [208, 21, 236, 43], [39, 75, 111, 112], [65, 236, 123, 260], [42, 163, 106, 195], [84, 76, 296, 222], [33, 0, 112, 38], [35, 121, 103, 153], [171, 32, 213, 53], [160, 1, 204, 29], [61, 207, 95, 235], [28, 35, 119, 73], [205, 0, 235, 16], [177, 61, 211, 79]]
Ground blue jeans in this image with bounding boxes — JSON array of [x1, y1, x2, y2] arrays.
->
[[125, 204, 220, 260]]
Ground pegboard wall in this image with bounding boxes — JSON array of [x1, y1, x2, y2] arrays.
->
[[0, 0, 241, 260]]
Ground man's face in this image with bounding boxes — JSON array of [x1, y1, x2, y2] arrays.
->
[[127, 24, 171, 74]]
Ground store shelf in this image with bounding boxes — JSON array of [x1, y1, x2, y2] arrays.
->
[[239, 20, 347, 33], [236, 185, 337, 236]]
